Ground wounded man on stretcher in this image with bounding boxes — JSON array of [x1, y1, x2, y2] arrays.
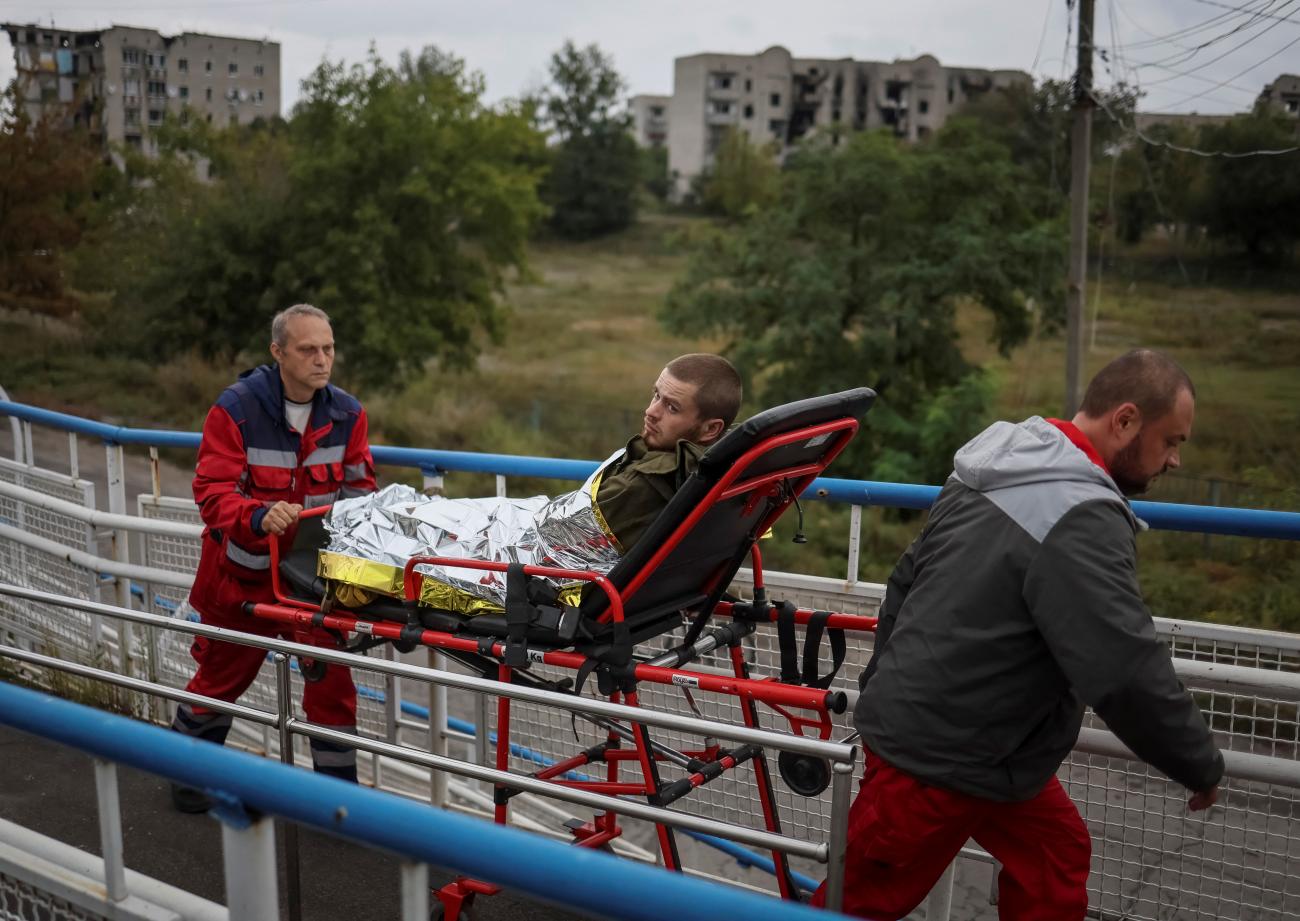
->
[[316, 354, 743, 615]]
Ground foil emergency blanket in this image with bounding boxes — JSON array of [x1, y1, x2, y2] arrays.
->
[[319, 451, 624, 615]]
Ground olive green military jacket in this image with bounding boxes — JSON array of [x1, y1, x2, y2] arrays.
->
[[595, 434, 707, 553]]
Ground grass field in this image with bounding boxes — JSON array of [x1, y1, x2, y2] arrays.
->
[[1, 213, 1296, 627]]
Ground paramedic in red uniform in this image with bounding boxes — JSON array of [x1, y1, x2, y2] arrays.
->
[[170, 304, 376, 813], [817, 349, 1224, 919]]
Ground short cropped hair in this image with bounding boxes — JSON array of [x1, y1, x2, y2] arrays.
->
[[271, 304, 330, 347], [666, 353, 743, 427], [1079, 349, 1195, 422]]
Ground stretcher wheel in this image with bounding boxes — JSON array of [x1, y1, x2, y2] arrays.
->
[[298, 656, 328, 682], [778, 750, 831, 797]]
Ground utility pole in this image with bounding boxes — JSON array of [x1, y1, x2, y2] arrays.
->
[[1065, 0, 1095, 417]]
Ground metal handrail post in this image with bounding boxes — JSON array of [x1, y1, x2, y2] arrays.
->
[[924, 862, 957, 921], [0, 385, 22, 463], [380, 642, 399, 787], [92, 759, 127, 903], [275, 654, 303, 921], [400, 861, 429, 921], [823, 759, 854, 912], [104, 441, 134, 679], [429, 649, 449, 808], [846, 504, 862, 585], [221, 815, 279, 921]]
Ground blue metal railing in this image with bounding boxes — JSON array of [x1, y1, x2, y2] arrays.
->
[[2, 399, 1298, 540], [0, 680, 842, 921]]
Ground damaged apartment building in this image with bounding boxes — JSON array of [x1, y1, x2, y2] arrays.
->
[[2, 21, 280, 159], [661, 45, 1028, 200]]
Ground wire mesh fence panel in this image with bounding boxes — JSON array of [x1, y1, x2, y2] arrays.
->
[[0, 872, 110, 921], [0, 464, 102, 668]]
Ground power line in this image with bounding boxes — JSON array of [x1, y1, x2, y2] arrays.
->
[[1111, 0, 1279, 51], [1190, 0, 1300, 22], [1030, 0, 1056, 73], [1159, 28, 1300, 108], [1127, 0, 1297, 71], [1090, 89, 1300, 157], [1096, 5, 1297, 158], [1138, 0, 1300, 88]]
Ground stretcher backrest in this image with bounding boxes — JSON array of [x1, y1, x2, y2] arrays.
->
[[578, 388, 875, 625]]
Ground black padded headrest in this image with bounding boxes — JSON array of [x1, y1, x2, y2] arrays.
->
[[698, 388, 876, 478]]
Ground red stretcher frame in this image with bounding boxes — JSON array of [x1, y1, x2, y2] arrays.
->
[[249, 416, 879, 917]]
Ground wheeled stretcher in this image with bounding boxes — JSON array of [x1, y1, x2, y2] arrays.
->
[[247, 388, 879, 917]]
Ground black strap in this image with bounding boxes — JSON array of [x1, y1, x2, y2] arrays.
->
[[503, 563, 532, 670], [776, 601, 800, 686], [802, 610, 847, 690]]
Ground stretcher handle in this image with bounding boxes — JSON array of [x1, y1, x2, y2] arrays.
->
[[267, 504, 333, 610]]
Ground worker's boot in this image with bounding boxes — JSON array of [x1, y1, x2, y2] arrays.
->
[[169, 704, 233, 813]]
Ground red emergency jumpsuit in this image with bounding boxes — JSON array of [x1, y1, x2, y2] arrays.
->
[[172, 363, 375, 780]]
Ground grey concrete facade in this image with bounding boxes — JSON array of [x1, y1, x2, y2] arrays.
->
[[666, 45, 1029, 199], [2, 21, 280, 156], [1257, 73, 1300, 118], [629, 93, 669, 147]]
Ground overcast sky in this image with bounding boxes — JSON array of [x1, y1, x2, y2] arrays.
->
[[2, 0, 1297, 117]]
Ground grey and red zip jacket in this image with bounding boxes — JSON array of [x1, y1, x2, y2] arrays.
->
[[854, 416, 1223, 801], [189, 364, 375, 611]]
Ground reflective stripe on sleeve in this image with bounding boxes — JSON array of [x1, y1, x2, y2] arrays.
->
[[342, 463, 368, 481], [226, 540, 271, 570]]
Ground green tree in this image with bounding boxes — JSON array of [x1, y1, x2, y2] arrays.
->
[[86, 47, 548, 389], [1196, 110, 1300, 261], [700, 127, 780, 218], [962, 79, 1139, 215], [540, 41, 640, 239], [664, 122, 1063, 481], [0, 80, 99, 313], [639, 145, 670, 201]]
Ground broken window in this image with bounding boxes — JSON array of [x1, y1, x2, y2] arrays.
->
[[770, 92, 781, 107], [743, 103, 753, 119], [178, 58, 188, 72], [918, 99, 929, 114]]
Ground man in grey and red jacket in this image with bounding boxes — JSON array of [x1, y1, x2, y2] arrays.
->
[[815, 349, 1223, 920]]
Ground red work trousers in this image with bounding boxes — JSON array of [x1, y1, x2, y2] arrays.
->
[[814, 751, 1091, 921], [183, 600, 357, 728]]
